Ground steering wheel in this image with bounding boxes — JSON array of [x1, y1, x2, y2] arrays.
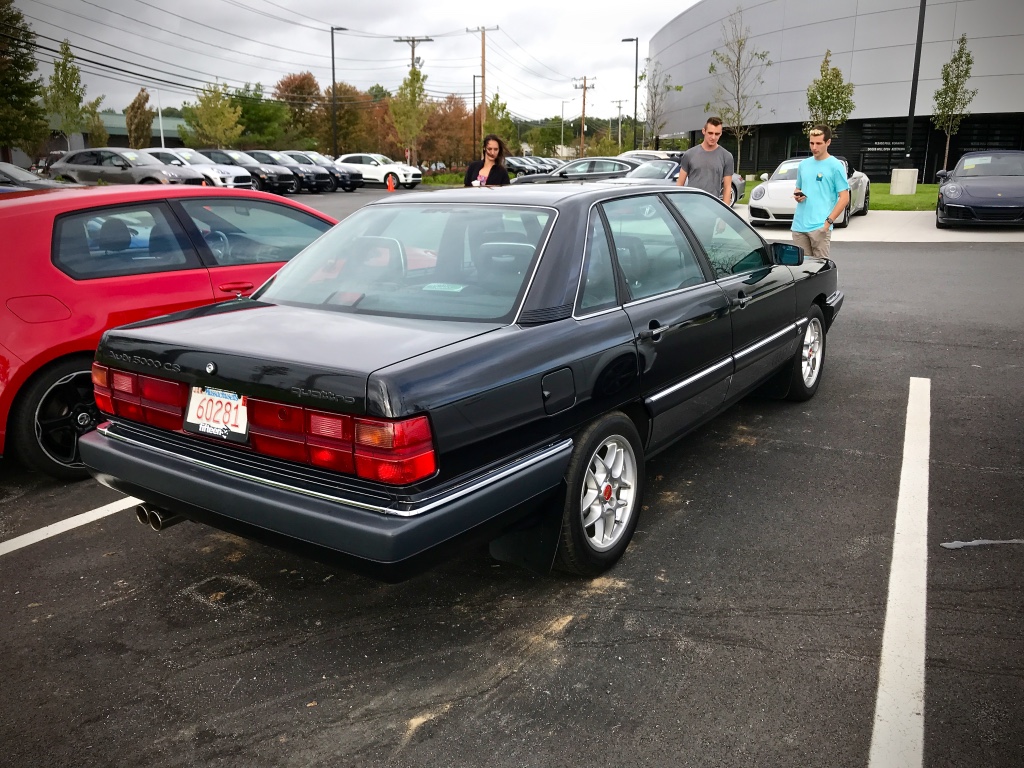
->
[[203, 230, 231, 262]]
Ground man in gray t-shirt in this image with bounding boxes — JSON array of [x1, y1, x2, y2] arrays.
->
[[675, 117, 735, 204]]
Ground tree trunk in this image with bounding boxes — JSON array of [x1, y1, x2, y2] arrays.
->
[[943, 133, 951, 171]]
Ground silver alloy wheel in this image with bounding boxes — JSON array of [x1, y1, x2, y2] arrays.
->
[[801, 317, 824, 387], [579, 434, 638, 552]]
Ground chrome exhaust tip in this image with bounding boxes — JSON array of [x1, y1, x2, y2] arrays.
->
[[148, 507, 184, 532], [135, 504, 152, 526]]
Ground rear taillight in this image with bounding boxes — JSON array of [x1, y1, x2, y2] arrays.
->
[[92, 363, 188, 430], [354, 416, 436, 484]]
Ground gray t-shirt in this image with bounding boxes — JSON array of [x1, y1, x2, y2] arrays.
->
[[679, 145, 735, 198]]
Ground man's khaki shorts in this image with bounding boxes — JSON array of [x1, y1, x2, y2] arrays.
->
[[792, 228, 832, 259]]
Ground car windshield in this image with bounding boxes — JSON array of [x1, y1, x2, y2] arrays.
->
[[177, 149, 214, 165], [267, 152, 291, 164], [306, 152, 333, 165], [371, 154, 395, 165], [0, 162, 40, 182], [121, 152, 163, 167], [223, 150, 259, 164], [770, 161, 802, 181], [626, 160, 676, 179], [955, 153, 1024, 177], [255, 203, 554, 323]]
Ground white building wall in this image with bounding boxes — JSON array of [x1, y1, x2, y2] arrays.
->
[[650, 0, 1024, 136]]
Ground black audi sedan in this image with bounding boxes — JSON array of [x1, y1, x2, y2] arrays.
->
[[81, 184, 843, 581], [936, 150, 1024, 228]]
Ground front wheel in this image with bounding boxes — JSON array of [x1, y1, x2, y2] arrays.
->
[[731, 183, 740, 207], [855, 186, 870, 215], [324, 175, 338, 193], [403, 183, 419, 190], [251, 175, 267, 192], [287, 176, 301, 194], [10, 357, 98, 481], [555, 412, 645, 576], [786, 305, 827, 402], [835, 204, 851, 228], [935, 209, 950, 229]]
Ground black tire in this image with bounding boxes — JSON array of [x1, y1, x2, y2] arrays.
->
[[384, 173, 399, 189], [287, 176, 301, 194], [403, 183, 419, 190], [251, 175, 267, 192], [555, 412, 645, 576], [324, 175, 338, 193], [141, 178, 162, 185], [10, 356, 98, 481], [343, 185, 357, 192], [935, 210, 950, 229], [786, 305, 827, 402], [855, 186, 870, 215], [731, 183, 740, 207], [835, 204, 851, 228]]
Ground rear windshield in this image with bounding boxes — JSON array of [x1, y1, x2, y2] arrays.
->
[[255, 204, 553, 322]]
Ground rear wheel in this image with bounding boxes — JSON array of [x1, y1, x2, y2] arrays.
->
[[10, 357, 98, 481], [731, 183, 740, 207], [855, 186, 870, 215], [555, 413, 645, 576], [786, 305, 827, 402]]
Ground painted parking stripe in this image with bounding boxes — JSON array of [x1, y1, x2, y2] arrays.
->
[[0, 495, 140, 558], [868, 377, 931, 768]]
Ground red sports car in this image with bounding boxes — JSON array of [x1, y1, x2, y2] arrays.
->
[[0, 185, 336, 480]]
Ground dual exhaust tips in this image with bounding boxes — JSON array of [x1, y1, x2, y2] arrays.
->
[[135, 504, 184, 532]]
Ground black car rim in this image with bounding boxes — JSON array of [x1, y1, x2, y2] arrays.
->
[[33, 370, 98, 467]]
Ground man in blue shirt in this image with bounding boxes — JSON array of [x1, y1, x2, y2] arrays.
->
[[792, 124, 850, 258]]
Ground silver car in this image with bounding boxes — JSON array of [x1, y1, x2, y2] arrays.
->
[[140, 147, 252, 189], [605, 159, 746, 208], [47, 148, 206, 186]]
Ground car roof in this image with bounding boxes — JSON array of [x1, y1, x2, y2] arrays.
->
[[368, 182, 708, 209], [0, 185, 338, 221]]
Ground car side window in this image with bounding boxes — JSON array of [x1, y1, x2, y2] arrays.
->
[[69, 152, 96, 166], [665, 193, 770, 277], [53, 203, 201, 280], [601, 195, 706, 300], [177, 198, 332, 266], [576, 212, 618, 314], [99, 152, 122, 167], [566, 161, 590, 175]]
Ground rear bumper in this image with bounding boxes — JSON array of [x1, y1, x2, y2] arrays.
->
[[80, 425, 572, 581]]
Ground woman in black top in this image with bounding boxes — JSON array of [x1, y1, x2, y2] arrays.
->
[[464, 134, 511, 186]]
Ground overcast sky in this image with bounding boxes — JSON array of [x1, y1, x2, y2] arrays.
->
[[19, 0, 700, 123]]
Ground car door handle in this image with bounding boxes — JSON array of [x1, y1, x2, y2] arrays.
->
[[217, 282, 254, 294], [637, 324, 670, 341], [730, 292, 749, 309]]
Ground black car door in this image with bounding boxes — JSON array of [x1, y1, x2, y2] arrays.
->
[[665, 192, 797, 398], [597, 194, 733, 453]]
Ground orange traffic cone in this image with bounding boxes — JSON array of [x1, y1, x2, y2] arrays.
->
[[386, 175, 395, 192]]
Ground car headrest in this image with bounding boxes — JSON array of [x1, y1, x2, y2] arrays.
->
[[95, 218, 132, 253]]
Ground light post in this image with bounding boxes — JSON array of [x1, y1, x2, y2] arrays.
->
[[622, 37, 638, 151], [330, 25, 348, 158], [472, 74, 483, 150]]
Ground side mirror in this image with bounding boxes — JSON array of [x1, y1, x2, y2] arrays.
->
[[170, 159, 184, 166], [759, 173, 768, 181], [114, 159, 130, 169], [558, 170, 569, 177], [936, 170, 948, 181], [772, 241, 804, 266]]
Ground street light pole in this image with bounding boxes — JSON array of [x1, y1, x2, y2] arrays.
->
[[622, 37, 638, 151], [330, 25, 348, 158]]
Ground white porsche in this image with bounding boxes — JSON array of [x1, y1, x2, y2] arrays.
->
[[747, 155, 870, 227], [335, 153, 422, 189]]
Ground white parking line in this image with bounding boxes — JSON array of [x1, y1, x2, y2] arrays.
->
[[0, 495, 140, 558], [868, 377, 931, 768]]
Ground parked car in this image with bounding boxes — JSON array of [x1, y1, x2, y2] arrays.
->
[[80, 183, 843, 581], [748, 155, 869, 227], [48, 148, 207, 186], [935, 150, 1024, 228], [0, 161, 84, 190], [0, 186, 336, 480], [284, 150, 359, 192], [198, 148, 294, 194], [139, 147, 252, 189], [248, 150, 331, 194], [605, 159, 746, 207], [336, 153, 422, 189], [510, 156, 642, 184], [504, 156, 537, 177]]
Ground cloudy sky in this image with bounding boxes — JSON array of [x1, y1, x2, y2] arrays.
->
[[19, 0, 700, 123]]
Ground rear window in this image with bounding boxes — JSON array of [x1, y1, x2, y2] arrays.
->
[[255, 204, 554, 322]]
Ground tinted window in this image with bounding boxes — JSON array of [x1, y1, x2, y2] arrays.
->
[[54, 203, 200, 280], [666, 193, 769, 277], [577, 213, 618, 314], [602, 195, 706, 299], [66, 152, 97, 166], [177, 198, 333, 266], [257, 204, 553, 322]]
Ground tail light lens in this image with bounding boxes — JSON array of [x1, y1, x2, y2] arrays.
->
[[92, 363, 188, 430], [354, 415, 436, 484]]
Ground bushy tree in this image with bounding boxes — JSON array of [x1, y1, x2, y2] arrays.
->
[[84, 96, 108, 147], [482, 92, 520, 156], [42, 40, 87, 150], [231, 83, 289, 148], [524, 117, 562, 157], [804, 50, 855, 136], [179, 83, 243, 148], [419, 94, 472, 169], [932, 34, 978, 171], [391, 67, 431, 165], [0, 0, 48, 162], [273, 71, 321, 136], [125, 88, 155, 149], [368, 84, 391, 102], [706, 8, 772, 173], [315, 82, 373, 154]]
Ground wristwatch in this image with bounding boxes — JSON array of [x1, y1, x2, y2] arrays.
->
[[825, 216, 834, 225]]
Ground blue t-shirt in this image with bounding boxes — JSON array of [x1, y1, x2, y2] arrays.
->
[[792, 156, 850, 233]]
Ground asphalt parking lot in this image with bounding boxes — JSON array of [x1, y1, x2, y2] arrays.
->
[[1, 188, 1022, 767]]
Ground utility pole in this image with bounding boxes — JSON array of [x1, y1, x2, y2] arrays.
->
[[330, 26, 348, 157], [612, 99, 626, 149], [561, 99, 572, 157], [573, 76, 595, 158], [467, 26, 498, 129], [394, 36, 433, 69]]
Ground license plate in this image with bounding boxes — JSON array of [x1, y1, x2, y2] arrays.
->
[[184, 386, 248, 443]]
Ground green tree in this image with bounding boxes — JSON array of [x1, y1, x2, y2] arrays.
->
[[179, 83, 243, 148], [368, 84, 391, 102], [640, 59, 683, 146], [84, 96, 108, 146], [482, 92, 520, 155], [231, 83, 289, 148], [391, 67, 431, 165], [0, 0, 48, 162], [524, 116, 562, 156], [804, 50, 855, 136], [42, 40, 87, 150], [706, 8, 772, 173], [160, 106, 183, 118], [932, 34, 978, 171], [125, 88, 155, 149]]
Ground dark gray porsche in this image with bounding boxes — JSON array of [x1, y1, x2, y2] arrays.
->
[[81, 184, 843, 581]]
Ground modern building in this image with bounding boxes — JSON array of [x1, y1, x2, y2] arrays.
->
[[650, 0, 1024, 180]]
